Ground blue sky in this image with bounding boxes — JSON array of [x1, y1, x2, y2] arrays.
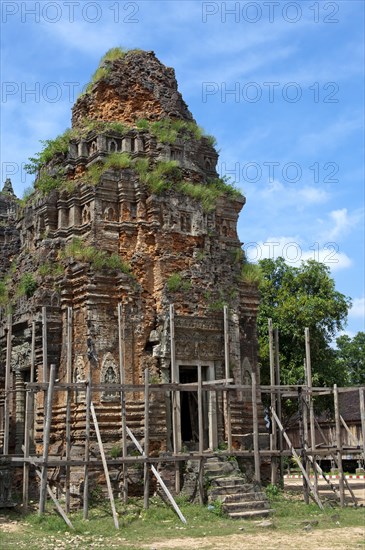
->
[[1, 0, 364, 338]]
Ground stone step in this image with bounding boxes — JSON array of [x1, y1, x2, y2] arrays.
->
[[223, 500, 268, 511], [227, 509, 273, 520], [210, 485, 258, 497], [222, 491, 268, 503], [210, 477, 246, 487], [205, 462, 237, 474]]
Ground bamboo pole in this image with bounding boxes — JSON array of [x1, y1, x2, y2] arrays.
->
[[3, 314, 12, 455], [251, 372, 260, 482], [274, 328, 284, 486], [198, 362, 204, 504], [90, 402, 119, 529], [223, 305, 232, 451], [144, 368, 150, 510], [39, 364, 56, 515], [118, 303, 128, 504], [83, 374, 92, 519], [65, 387, 71, 513], [334, 384, 345, 506], [360, 388, 365, 464], [170, 304, 180, 493], [268, 319, 277, 485], [305, 328, 318, 494]]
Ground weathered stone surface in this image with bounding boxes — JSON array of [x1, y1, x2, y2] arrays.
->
[[0, 51, 264, 489], [72, 50, 193, 127]]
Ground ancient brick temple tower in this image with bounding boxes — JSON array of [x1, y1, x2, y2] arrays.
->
[[0, 50, 262, 464]]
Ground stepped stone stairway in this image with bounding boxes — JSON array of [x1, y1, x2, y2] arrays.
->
[[206, 457, 272, 519]]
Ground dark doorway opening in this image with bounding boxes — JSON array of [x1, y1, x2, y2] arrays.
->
[[179, 365, 209, 450]]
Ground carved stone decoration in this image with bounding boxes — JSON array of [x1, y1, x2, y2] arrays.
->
[[74, 356, 86, 403], [101, 353, 119, 401], [11, 343, 31, 372]]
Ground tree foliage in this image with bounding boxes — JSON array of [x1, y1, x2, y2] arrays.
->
[[335, 331, 365, 386], [257, 258, 351, 388]]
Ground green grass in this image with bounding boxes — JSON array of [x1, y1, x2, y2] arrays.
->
[[241, 262, 262, 287], [59, 238, 131, 274], [166, 273, 192, 292], [104, 151, 132, 170], [0, 493, 363, 550]]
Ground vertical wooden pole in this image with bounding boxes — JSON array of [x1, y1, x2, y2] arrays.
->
[[65, 387, 71, 513], [66, 307, 72, 384], [3, 314, 12, 455], [268, 319, 277, 485], [30, 319, 36, 444], [274, 327, 284, 486], [359, 388, 365, 464], [30, 319, 36, 383], [197, 362, 204, 504], [334, 384, 345, 507], [24, 320, 36, 509], [83, 373, 92, 519], [42, 307, 48, 383], [251, 372, 260, 482], [22, 389, 31, 510], [39, 363, 56, 515], [170, 304, 180, 493], [65, 307, 72, 513], [142, 369, 150, 508], [118, 303, 128, 504], [90, 402, 119, 529], [305, 328, 318, 493], [299, 385, 309, 504], [223, 306, 232, 452]]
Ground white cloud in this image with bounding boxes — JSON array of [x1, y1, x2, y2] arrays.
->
[[321, 208, 364, 242], [298, 187, 328, 204], [349, 297, 365, 318], [245, 236, 352, 272]]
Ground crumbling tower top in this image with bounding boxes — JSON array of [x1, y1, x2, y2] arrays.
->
[[1, 178, 16, 197], [72, 49, 194, 128]]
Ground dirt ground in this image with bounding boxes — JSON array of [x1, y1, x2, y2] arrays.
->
[[145, 527, 365, 550], [284, 476, 365, 505]]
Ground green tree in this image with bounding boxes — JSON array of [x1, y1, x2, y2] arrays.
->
[[335, 332, 365, 386], [257, 258, 351, 389]]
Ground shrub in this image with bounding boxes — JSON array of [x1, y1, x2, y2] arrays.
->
[[178, 181, 221, 212], [87, 163, 104, 185], [166, 273, 191, 292], [100, 47, 128, 63], [38, 263, 64, 278], [241, 262, 262, 286], [17, 273, 38, 298], [35, 173, 63, 195], [104, 152, 132, 170], [24, 130, 73, 174], [167, 273, 183, 292], [0, 280, 8, 306], [60, 238, 130, 274], [137, 160, 181, 194]]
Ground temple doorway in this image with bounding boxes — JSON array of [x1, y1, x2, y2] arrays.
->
[[177, 363, 217, 451]]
